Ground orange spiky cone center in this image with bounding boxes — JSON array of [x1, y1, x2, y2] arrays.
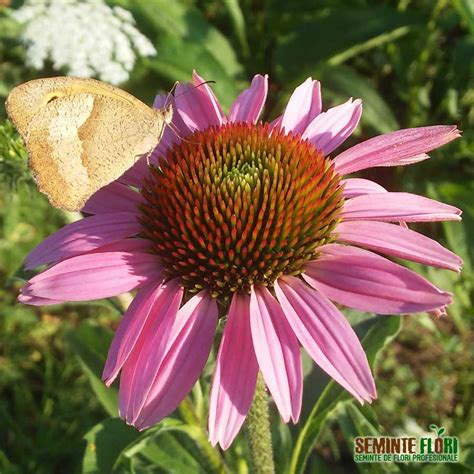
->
[[140, 123, 343, 298]]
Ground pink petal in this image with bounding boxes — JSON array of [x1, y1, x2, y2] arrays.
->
[[118, 158, 151, 188], [25, 212, 141, 269], [280, 78, 322, 135], [333, 126, 461, 175], [153, 93, 168, 109], [275, 277, 376, 403], [174, 71, 224, 132], [269, 115, 282, 131], [102, 278, 183, 386], [302, 98, 362, 155], [118, 281, 188, 423], [118, 279, 184, 420], [209, 292, 259, 450], [23, 243, 162, 301], [18, 285, 66, 306], [228, 74, 268, 124], [341, 192, 462, 222], [132, 291, 217, 430], [83, 182, 143, 214], [250, 286, 302, 423], [341, 178, 387, 199], [90, 238, 153, 254], [336, 220, 462, 272], [377, 153, 430, 167], [304, 244, 452, 314]]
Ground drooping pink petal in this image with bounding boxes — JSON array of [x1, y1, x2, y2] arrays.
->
[[83, 182, 143, 214], [174, 71, 224, 132], [302, 98, 362, 155], [102, 279, 183, 386], [118, 279, 184, 420], [275, 277, 376, 403], [341, 178, 387, 199], [119, 281, 192, 423], [23, 243, 162, 301], [341, 192, 462, 222], [303, 244, 452, 314], [209, 292, 259, 450], [336, 221, 462, 272], [250, 285, 302, 423], [18, 285, 66, 306], [279, 78, 322, 135], [25, 213, 141, 270], [131, 291, 217, 430], [228, 74, 268, 124], [333, 126, 461, 175]]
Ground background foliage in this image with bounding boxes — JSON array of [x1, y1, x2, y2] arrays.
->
[[0, 0, 472, 472]]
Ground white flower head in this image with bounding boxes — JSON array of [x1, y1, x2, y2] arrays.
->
[[13, 0, 157, 85]]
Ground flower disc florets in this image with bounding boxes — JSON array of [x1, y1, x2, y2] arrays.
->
[[140, 123, 343, 298]]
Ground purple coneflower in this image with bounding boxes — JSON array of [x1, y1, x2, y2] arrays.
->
[[19, 72, 462, 449]]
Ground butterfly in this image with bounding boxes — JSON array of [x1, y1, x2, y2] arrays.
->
[[6, 76, 173, 211]]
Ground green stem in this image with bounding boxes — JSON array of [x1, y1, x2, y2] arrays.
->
[[179, 398, 227, 473], [246, 373, 275, 474]]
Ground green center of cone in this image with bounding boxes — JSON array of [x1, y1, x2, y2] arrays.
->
[[140, 123, 344, 298]]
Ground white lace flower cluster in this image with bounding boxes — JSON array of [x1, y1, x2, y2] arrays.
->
[[13, 0, 157, 84]]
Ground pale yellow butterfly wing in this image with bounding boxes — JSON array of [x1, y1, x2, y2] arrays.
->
[[6, 77, 171, 211]]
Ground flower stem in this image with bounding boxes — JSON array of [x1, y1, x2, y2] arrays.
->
[[246, 373, 275, 474]]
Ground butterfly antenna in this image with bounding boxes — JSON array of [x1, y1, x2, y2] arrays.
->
[[160, 79, 216, 145], [172, 80, 216, 100], [167, 121, 201, 146], [163, 81, 180, 108], [162, 79, 215, 110]]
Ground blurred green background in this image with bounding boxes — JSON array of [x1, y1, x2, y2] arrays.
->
[[0, 0, 473, 473]]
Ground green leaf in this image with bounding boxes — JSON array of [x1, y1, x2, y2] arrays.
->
[[84, 415, 216, 473], [338, 403, 400, 473], [452, 0, 474, 34], [275, 7, 419, 81], [299, 313, 378, 421], [428, 181, 474, 273], [222, 0, 249, 58], [111, 0, 242, 78], [66, 322, 118, 417], [145, 34, 240, 109], [317, 65, 399, 133], [140, 432, 208, 474], [289, 316, 402, 474], [82, 418, 140, 474]]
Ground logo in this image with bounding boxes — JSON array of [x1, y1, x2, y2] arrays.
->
[[354, 424, 459, 463]]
